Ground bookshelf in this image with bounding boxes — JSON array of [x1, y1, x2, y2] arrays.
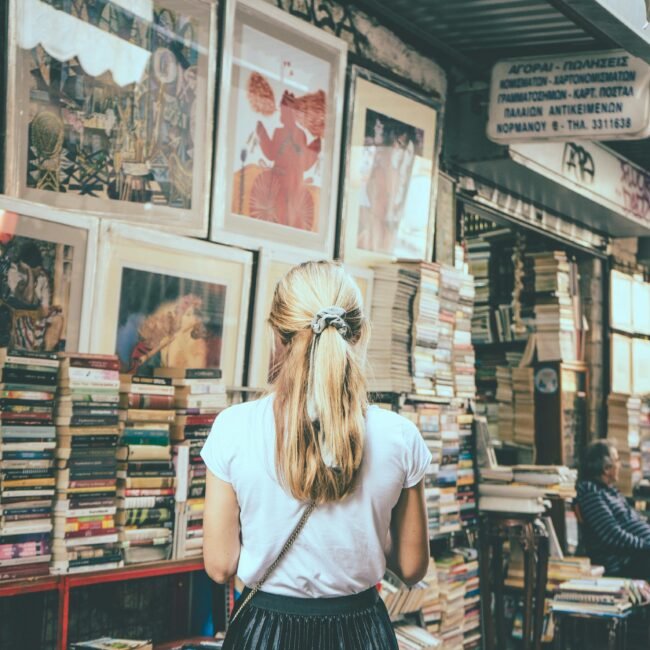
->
[[0, 558, 205, 650]]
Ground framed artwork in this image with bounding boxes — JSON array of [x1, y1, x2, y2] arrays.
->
[[632, 277, 650, 336], [0, 195, 97, 352], [610, 270, 633, 333], [5, 0, 217, 236], [339, 65, 441, 267], [211, 0, 347, 257], [611, 333, 632, 395], [247, 249, 374, 389], [91, 222, 253, 386], [632, 338, 650, 395]]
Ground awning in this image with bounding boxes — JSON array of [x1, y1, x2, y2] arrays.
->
[[457, 139, 650, 238]]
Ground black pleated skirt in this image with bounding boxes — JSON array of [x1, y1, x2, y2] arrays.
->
[[222, 586, 399, 650]]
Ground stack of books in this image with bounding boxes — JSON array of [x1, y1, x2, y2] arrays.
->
[[380, 568, 436, 619], [478, 464, 576, 513], [368, 264, 420, 393], [524, 251, 581, 363], [166, 368, 226, 559], [453, 271, 476, 400], [435, 267, 460, 400], [421, 559, 442, 639], [512, 366, 535, 447], [0, 349, 58, 579], [456, 414, 477, 530], [551, 577, 650, 617], [435, 552, 468, 650], [608, 394, 642, 496], [53, 353, 122, 574], [414, 405, 443, 539], [507, 554, 604, 592], [438, 406, 462, 537], [394, 625, 442, 649], [467, 238, 491, 344], [117, 373, 176, 564], [640, 396, 650, 481], [411, 263, 441, 397], [495, 365, 514, 443], [455, 548, 481, 650]]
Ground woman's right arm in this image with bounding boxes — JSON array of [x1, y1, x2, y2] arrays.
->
[[386, 479, 430, 585]]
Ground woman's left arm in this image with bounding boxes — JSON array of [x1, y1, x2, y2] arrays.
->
[[203, 470, 241, 583]]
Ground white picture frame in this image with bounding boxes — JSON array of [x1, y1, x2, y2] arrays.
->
[[90, 221, 253, 386], [210, 0, 347, 258], [0, 195, 98, 352], [4, 0, 218, 236], [246, 248, 374, 390]]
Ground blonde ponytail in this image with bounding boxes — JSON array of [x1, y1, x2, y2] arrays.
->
[[268, 261, 369, 504]]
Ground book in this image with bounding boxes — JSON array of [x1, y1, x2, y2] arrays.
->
[[153, 367, 223, 379], [70, 638, 152, 649]]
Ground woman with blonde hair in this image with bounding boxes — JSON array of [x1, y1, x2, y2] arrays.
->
[[202, 260, 431, 649]]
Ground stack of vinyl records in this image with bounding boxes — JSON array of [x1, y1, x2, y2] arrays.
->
[[607, 393, 642, 496], [163, 368, 226, 559], [466, 238, 491, 344], [368, 264, 419, 393], [415, 404, 443, 538], [0, 349, 58, 579], [512, 366, 535, 447], [411, 263, 441, 397], [438, 406, 461, 536], [456, 414, 477, 529], [53, 353, 122, 574], [117, 374, 176, 564], [435, 552, 467, 650], [525, 251, 581, 363], [435, 267, 459, 399], [453, 271, 476, 400]]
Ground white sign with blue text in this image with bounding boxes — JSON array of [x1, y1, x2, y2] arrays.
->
[[488, 49, 650, 143]]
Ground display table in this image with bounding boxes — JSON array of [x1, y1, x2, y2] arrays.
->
[[479, 511, 549, 650]]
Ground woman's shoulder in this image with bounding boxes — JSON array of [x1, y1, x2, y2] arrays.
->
[[214, 394, 274, 424], [366, 405, 420, 438]]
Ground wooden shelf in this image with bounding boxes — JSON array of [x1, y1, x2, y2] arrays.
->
[[0, 557, 206, 650]]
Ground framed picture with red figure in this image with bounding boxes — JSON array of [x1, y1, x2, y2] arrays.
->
[[210, 0, 347, 258]]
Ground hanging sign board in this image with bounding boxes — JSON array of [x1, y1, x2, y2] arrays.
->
[[487, 49, 650, 143]]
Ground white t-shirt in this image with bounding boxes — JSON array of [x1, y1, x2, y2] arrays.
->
[[200, 394, 431, 597]]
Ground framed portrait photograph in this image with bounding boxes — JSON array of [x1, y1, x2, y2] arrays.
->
[[0, 195, 97, 352], [91, 221, 253, 386], [339, 66, 441, 267], [210, 0, 347, 257], [611, 333, 632, 395], [247, 250, 374, 390], [5, 0, 217, 236]]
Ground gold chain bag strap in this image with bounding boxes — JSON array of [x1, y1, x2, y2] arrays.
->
[[229, 501, 316, 625]]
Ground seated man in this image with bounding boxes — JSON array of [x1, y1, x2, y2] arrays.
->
[[576, 440, 650, 578]]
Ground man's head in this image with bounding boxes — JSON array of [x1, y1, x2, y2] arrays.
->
[[582, 440, 620, 486]]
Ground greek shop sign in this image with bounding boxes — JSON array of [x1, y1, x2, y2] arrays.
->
[[487, 50, 650, 143]]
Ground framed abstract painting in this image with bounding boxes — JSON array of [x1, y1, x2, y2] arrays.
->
[[4, 0, 217, 236], [0, 196, 97, 352], [90, 221, 253, 386], [211, 0, 347, 257], [247, 249, 374, 390], [339, 65, 441, 267]]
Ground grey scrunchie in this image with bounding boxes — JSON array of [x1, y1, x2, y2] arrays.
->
[[310, 306, 350, 339]]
